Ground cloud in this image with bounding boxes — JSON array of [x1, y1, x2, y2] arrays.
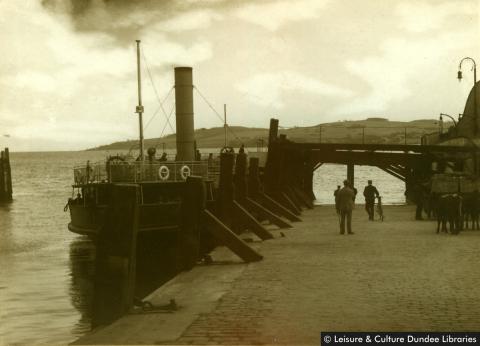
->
[[151, 9, 223, 32], [396, 1, 477, 33], [0, 1, 217, 150], [234, 0, 330, 31], [235, 71, 352, 109], [40, 0, 229, 43], [334, 30, 477, 116], [139, 36, 213, 68]]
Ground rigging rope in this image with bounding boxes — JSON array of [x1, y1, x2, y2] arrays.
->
[[193, 86, 243, 144], [144, 87, 174, 130], [155, 102, 176, 149], [141, 49, 175, 134]]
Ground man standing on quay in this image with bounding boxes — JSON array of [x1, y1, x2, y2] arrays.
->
[[337, 180, 355, 235], [363, 180, 380, 220]]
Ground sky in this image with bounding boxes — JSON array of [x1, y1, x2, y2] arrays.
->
[[0, 0, 478, 151]]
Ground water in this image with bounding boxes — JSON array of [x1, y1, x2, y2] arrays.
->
[[313, 164, 406, 205], [0, 151, 405, 345]]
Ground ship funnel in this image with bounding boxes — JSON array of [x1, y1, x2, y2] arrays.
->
[[174, 67, 195, 161]]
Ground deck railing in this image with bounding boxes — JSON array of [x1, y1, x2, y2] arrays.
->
[[73, 159, 220, 185]]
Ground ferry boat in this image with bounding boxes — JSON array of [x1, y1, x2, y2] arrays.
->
[[66, 41, 218, 237], [67, 158, 215, 236]]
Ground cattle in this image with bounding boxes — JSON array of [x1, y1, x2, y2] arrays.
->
[[462, 190, 480, 230], [436, 194, 462, 234], [423, 192, 438, 220]]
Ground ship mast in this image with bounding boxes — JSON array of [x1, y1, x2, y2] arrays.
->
[[135, 40, 145, 161]]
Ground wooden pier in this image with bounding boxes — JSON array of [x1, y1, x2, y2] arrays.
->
[[0, 147, 12, 202], [74, 205, 480, 345], [76, 74, 480, 342], [82, 113, 480, 331]]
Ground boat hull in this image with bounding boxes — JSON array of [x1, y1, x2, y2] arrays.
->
[[68, 202, 181, 236]]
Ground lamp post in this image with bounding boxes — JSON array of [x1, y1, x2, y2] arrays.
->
[[458, 57, 477, 135], [439, 113, 457, 128]]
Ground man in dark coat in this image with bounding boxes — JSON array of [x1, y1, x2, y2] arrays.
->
[[413, 183, 424, 220], [363, 180, 379, 220], [337, 180, 355, 234], [334, 185, 341, 214]]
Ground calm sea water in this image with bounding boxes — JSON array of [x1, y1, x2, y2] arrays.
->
[[0, 150, 405, 345]]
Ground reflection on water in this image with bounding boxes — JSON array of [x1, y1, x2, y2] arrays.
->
[[69, 238, 95, 336], [68, 232, 180, 332]]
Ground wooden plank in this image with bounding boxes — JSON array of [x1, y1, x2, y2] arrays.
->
[[284, 187, 305, 210], [378, 166, 406, 182], [243, 197, 292, 229], [271, 192, 301, 215], [233, 200, 274, 240], [258, 193, 302, 222], [203, 210, 263, 262]]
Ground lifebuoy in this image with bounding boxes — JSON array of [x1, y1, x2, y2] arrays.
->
[[180, 165, 191, 180], [158, 165, 170, 181]]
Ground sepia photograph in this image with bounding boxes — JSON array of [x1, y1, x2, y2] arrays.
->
[[0, 0, 479, 345]]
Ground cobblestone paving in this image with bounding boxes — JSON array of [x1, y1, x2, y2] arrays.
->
[[172, 205, 480, 345]]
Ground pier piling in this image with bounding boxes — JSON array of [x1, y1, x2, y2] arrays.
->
[[347, 163, 355, 186], [217, 152, 235, 227], [0, 148, 13, 202], [178, 176, 205, 270], [92, 184, 139, 327], [243, 156, 293, 228], [233, 150, 274, 239]]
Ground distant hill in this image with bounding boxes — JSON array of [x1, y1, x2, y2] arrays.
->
[[87, 118, 444, 151]]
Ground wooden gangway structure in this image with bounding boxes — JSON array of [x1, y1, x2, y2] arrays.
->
[[264, 119, 479, 204]]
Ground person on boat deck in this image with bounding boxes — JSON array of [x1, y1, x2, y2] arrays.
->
[[147, 147, 156, 163], [86, 160, 93, 183], [159, 152, 168, 162]]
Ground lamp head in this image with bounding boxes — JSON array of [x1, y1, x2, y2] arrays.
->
[[439, 114, 443, 121], [457, 70, 463, 81]]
